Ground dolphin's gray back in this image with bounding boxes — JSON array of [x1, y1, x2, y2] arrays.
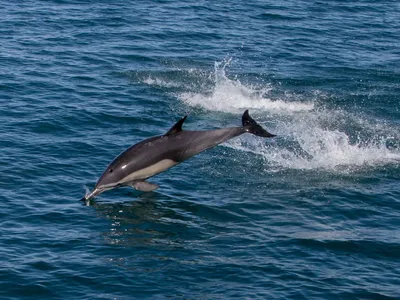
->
[[122, 127, 245, 164], [172, 127, 245, 161], [95, 127, 244, 188]]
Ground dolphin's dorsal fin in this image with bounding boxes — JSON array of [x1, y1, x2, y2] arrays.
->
[[164, 116, 187, 136]]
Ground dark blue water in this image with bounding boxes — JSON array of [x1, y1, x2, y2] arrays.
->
[[1, 1, 400, 299]]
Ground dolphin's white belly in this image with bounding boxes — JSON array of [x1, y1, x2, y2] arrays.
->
[[118, 159, 178, 184]]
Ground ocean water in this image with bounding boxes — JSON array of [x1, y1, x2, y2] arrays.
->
[[1, 0, 399, 299]]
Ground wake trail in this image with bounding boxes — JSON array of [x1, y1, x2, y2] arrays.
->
[[141, 60, 400, 172]]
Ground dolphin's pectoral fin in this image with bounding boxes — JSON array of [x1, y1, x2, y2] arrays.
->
[[131, 181, 159, 192]]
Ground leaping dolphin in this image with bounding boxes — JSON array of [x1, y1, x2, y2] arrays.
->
[[81, 110, 275, 201]]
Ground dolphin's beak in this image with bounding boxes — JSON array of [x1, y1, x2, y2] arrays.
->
[[80, 188, 102, 201]]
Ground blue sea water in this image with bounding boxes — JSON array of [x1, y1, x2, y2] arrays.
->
[[1, 0, 400, 299]]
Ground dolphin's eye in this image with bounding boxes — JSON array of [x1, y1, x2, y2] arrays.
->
[[109, 169, 113, 173]]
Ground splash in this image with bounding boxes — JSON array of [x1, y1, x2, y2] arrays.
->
[[179, 61, 314, 113], [140, 60, 400, 171], [226, 111, 400, 171], [178, 60, 399, 171]]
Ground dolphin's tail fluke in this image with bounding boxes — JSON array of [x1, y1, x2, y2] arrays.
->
[[242, 110, 276, 138]]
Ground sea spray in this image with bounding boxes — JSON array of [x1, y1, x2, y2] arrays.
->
[[180, 61, 400, 171], [139, 60, 400, 171], [179, 61, 314, 113], [226, 110, 400, 171]]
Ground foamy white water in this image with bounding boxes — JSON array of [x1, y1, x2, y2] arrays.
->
[[179, 62, 314, 113], [226, 107, 400, 171], [227, 125, 400, 171]]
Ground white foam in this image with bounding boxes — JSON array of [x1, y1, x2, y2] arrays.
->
[[226, 113, 400, 171], [179, 62, 314, 113]]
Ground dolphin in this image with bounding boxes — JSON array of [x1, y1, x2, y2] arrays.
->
[[81, 110, 275, 201]]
